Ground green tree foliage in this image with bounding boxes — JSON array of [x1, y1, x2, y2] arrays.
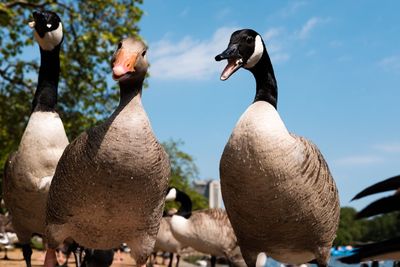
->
[[0, 0, 143, 191], [163, 139, 208, 211], [334, 206, 400, 246]]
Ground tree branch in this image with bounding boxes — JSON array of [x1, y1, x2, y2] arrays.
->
[[4, 0, 53, 9], [0, 66, 32, 92]]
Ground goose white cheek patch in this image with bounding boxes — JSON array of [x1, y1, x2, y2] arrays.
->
[[245, 35, 263, 69], [35, 22, 63, 51]]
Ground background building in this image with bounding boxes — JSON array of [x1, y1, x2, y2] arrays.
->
[[192, 179, 223, 209]]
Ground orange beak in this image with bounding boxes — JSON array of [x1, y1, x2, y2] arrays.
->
[[112, 49, 138, 80]]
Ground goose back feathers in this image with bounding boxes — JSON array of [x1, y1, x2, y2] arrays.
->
[[170, 208, 246, 267], [45, 37, 170, 265], [216, 29, 339, 266]]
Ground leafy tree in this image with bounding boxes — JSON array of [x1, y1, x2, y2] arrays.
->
[[334, 207, 367, 246], [0, 0, 143, 192], [163, 139, 208, 211], [334, 206, 400, 246]]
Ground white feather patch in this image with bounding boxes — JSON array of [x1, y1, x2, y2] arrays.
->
[[256, 252, 267, 267], [244, 35, 263, 69], [170, 215, 190, 236], [38, 175, 53, 191], [35, 22, 63, 51], [165, 188, 177, 201]]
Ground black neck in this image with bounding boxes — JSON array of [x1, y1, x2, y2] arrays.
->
[[250, 48, 278, 109], [32, 46, 61, 112], [118, 77, 144, 107], [176, 190, 192, 218]]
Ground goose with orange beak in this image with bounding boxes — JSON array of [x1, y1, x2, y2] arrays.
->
[[44, 37, 170, 267]]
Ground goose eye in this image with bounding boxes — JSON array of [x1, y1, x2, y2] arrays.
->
[[246, 36, 253, 44], [46, 23, 52, 28], [117, 42, 122, 49], [141, 50, 147, 57]]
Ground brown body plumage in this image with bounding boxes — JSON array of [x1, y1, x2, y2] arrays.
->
[[220, 102, 339, 265], [44, 37, 170, 266]]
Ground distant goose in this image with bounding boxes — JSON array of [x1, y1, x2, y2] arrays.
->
[[215, 29, 340, 267], [167, 188, 246, 267], [43, 37, 170, 267], [153, 187, 191, 267], [2, 10, 68, 267], [352, 174, 400, 219], [0, 213, 17, 260]]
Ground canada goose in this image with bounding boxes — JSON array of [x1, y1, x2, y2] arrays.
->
[[339, 237, 400, 264], [2, 10, 68, 267], [0, 213, 17, 260], [153, 187, 192, 267], [215, 29, 340, 267], [352, 174, 400, 219], [167, 188, 246, 267], [43, 37, 170, 267]]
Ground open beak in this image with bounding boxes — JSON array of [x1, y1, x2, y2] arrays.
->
[[215, 44, 243, 81], [112, 49, 138, 81]]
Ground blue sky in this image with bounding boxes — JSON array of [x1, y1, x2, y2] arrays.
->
[[137, 1, 400, 210]]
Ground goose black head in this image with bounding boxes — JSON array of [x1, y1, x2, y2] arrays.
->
[[215, 29, 265, 80], [165, 187, 192, 218], [111, 37, 148, 83], [29, 10, 63, 51]]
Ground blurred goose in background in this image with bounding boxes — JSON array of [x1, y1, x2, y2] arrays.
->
[[44, 37, 170, 267], [2, 10, 69, 267], [215, 29, 340, 267], [339, 174, 400, 264], [0, 212, 17, 260], [167, 188, 246, 267], [153, 187, 192, 267]]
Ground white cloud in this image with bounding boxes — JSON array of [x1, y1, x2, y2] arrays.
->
[[297, 17, 327, 40], [334, 155, 384, 166], [329, 40, 343, 48], [374, 142, 400, 153], [263, 28, 290, 64], [149, 26, 290, 81], [379, 55, 400, 72], [215, 7, 231, 20], [264, 28, 282, 40], [149, 27, 236, 80], [179, 7, 190, 17], [280, 1, 308, 17]]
